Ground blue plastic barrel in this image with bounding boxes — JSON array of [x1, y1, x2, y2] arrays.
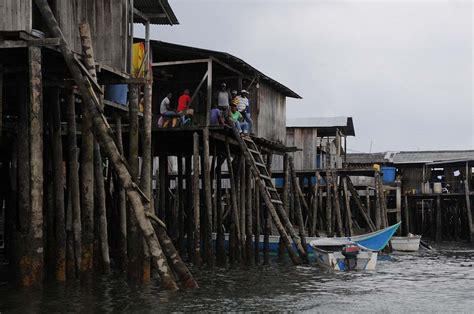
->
[[105, 84, 128, 106], [381, 166, 396, 184]]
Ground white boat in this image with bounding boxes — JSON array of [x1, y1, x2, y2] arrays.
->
[[310, 240, 378, 271], [390, 234, 421, 252]]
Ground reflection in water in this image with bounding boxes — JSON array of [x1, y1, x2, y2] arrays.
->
[[1, 244, 473, 312]]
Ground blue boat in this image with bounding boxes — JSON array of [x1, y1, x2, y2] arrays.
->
[[213, 222, 401, 254], [309, 222, 401, 252]]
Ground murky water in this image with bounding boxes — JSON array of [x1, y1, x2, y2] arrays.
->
[[1, 243, 473, 313]]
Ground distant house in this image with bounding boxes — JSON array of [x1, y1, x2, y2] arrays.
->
[[286, 116, 355, 170], [347, 150, 474, 193]]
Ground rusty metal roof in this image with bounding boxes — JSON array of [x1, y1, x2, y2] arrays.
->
[[286, 116, 355, 136], [134, 0, 179, 25]]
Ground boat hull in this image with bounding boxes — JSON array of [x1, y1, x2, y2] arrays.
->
[[391, 235, 421, 252], [312, 247, 378, 271]]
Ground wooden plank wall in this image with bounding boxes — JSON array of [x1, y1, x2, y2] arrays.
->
[[254, 82, 286, 144], [0, 0, 32, 32], [53, 0, 128, 71], [400, 166, 426, 194], [286, 127, 318, 171]]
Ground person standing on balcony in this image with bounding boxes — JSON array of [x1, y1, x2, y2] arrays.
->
[[237, 89, 253, 134]]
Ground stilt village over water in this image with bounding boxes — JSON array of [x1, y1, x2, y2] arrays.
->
[[0, 1, 473, 312]]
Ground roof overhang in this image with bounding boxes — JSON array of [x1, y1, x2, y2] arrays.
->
[[134, 0, 179, 25]]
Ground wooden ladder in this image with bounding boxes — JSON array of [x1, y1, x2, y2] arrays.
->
[[233, 133, 307, 264]]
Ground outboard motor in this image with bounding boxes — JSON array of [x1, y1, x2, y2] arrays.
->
[[342, 243, 360, 270]]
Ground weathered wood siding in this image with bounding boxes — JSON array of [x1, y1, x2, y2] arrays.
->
[[253, 82, 286, 144], [286, 127, 318, 170], [399, 166, 427, 193], [0, 0, 32, 32], [53, 0, 128, 71]]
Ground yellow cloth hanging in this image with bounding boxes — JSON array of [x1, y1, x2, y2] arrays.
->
[[132, 42, 145, 78]]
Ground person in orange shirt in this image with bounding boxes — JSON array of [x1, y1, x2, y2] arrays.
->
[[177, 89, 190, 113]]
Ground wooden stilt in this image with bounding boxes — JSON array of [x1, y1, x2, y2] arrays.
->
[[342, 177, 353, 236], [464, 180, 474, 242], [114, 114, 127, 272], [127, 83, 142, 281], [279, 154, 289, 258], [254, 180, 261, 265], [225, 140, 241, 262], [239, 158, 246, 260], [332, 173, 343, 237], [50, 88, 66, 281], [215, 156, 226, 266], [65, 89, 81, 279], [245, 164, 254, 265], [202, 128, 214, 266], [403, 194, 410, 235], [192, 132, 202, 265], [18, 46, 44, 287], [177, 156, 185, 254], [436, 195, 442, 241], [325, 172, 333, 237], [185, 156, 194, 261], [289, 156, 308, 263]]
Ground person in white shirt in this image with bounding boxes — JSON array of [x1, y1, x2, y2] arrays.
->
[[237, 90, 252, 133], [160, 93, 177, 117]]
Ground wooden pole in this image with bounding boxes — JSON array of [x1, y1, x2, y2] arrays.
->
[[254, 180, 261, 265], [139, 20, 153, 280], [289, 156, 308, 263], [50, 88, 66, 281], [114, 114, 127, 272], [79, 23, 110, 274], [279, 154, 289, 258], [464, 180, 474, 242], [403, 194, 410, 235], [18, 46, 44, 287], [342, 177, 353, 236], [325, 172, 333, 237], [185, 156, 194, 261], [225, 140, 241, 262], [332, 173, 343, 237], [215, 156, 226, 266], [177, 156, 185, 254], [245, 164, 254, 265], [239, 158, 246, 260], [65, 89, 81, 278], [202, 128, 214, 266], [192, 132, 202, 265], [436, 195, 442, 241]]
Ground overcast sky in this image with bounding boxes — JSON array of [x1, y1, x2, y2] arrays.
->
[[136, 0, 473, 153]]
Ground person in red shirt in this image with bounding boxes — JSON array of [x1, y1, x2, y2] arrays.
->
[[177, 89, 190, 113]]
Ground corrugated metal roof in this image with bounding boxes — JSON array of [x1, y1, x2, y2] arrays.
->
[[393, 150, 474, 164], [286, 116, 355, 136], [134, 0, 179, 25], [346, 153, 387, 164], [149, 41, 302, 99], [347, 150, 474, 165]]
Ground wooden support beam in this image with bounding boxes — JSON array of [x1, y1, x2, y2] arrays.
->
[[289, 156, 308, 263], [192, 132, 202, 265], [436, 195, 442, 241], [210, 56, 245, 77], [0, 38, 60, 48], [188, 70, 208, 108], [152, 58, 210, 67], [342, 177, 353, 236], [0, 66, 2, 137], [464, 180, 474, 242], [133, 8, 150, 22], [19, 46, 44, 287], [202, 128, 214, 266], [206, 60, 212, 126]]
